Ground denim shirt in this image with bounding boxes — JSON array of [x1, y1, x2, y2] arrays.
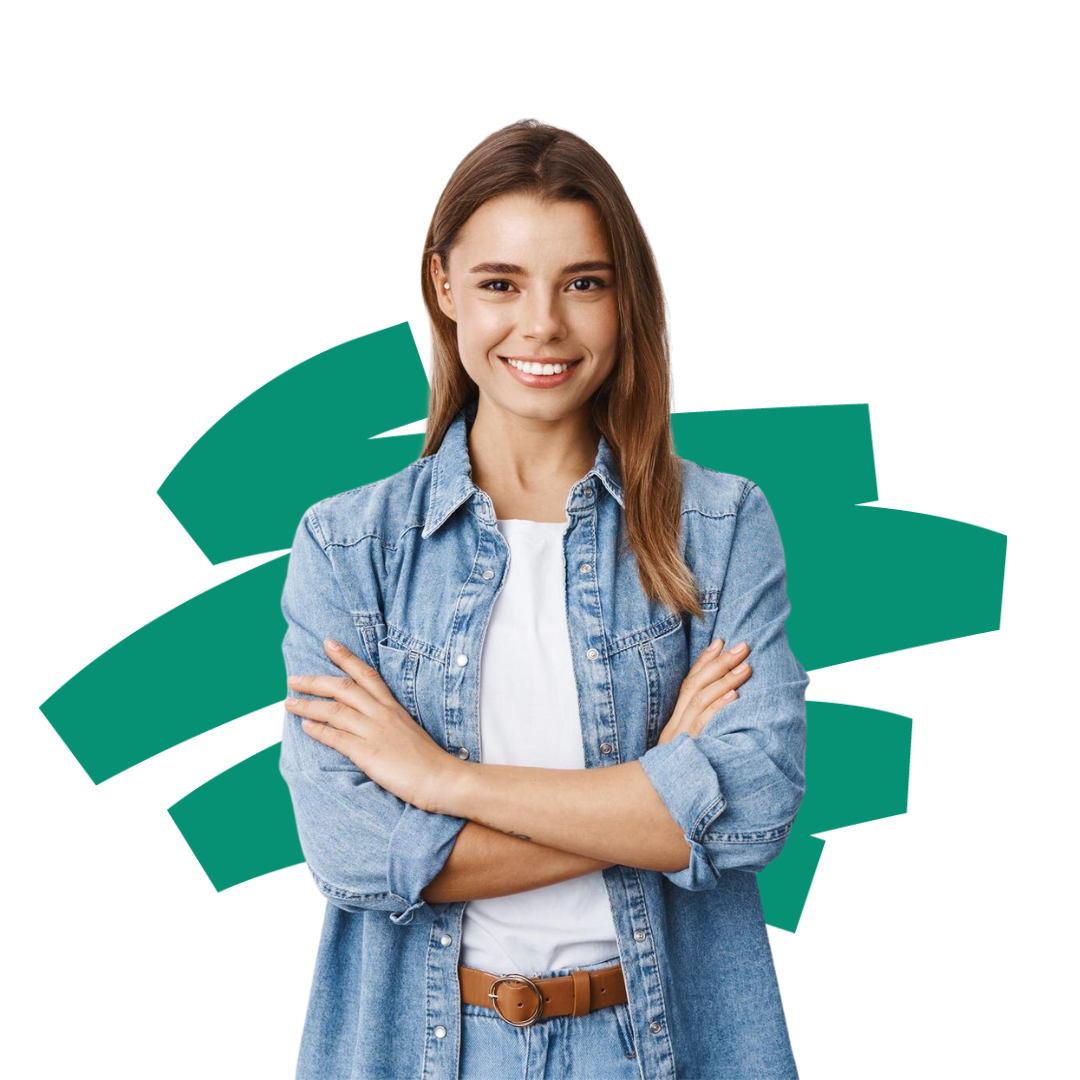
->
[[279, 396, 809, 1080]]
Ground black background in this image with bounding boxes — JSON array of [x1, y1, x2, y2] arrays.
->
[[33, 116, 997, 1071]]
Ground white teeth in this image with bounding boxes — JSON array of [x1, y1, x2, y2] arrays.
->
[[504, 358, 578, 375]]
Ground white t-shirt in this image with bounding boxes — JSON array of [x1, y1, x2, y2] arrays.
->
[[459, 517, 620, 978]]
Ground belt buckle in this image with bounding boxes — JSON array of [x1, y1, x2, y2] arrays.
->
[[488, 973, 544, 1027]]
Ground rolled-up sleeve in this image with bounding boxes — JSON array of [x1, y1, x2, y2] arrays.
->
[[279, 508, 468, 925], [638, 482, 809, 890]]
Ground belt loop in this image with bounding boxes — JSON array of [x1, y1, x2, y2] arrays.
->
[[570, 969, 592, 1017]]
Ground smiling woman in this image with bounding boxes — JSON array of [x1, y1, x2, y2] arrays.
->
[[433, 191, 623, 431], [278, 118, 808, 1080]]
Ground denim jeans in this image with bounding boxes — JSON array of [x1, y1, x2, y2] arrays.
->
[[460, 955, 640, 1080]]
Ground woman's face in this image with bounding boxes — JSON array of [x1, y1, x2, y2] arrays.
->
[[434, 192, 619, 424]]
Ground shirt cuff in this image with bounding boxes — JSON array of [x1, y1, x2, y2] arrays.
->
[[638, 730, 728, 891], [385, 803, 469, 925]]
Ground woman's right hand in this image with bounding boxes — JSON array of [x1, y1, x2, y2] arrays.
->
[[654, 640, 752, 747]]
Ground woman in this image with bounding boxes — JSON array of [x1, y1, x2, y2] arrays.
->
[[279, 119, 809, 1080]]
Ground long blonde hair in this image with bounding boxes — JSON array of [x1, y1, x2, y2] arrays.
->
[[419, 119, 703, 622]]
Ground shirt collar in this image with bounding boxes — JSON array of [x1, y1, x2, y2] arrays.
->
[[422, 395, 625, 539]]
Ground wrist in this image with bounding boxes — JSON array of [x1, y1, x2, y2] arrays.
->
[[432, 754, 477, 818]]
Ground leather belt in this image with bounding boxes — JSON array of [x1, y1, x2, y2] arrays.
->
[[459, 963, 627, 1027]]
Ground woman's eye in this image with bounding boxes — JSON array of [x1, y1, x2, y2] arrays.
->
[[477, 277, 608, 294]]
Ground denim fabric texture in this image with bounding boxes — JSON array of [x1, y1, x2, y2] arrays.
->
[[280, 394, 809, 1080]]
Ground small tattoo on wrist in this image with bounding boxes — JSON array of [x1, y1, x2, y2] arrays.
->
[[487, 823, 531, 841]]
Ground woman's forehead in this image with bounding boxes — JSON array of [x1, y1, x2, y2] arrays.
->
[[453, 195, 611, 269]]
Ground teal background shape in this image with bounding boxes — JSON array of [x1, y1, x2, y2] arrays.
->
[[39, 321, 1007, 932]]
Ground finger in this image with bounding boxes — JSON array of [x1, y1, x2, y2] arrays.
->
[[658, 643, 752, 746], [710, 640, 749, 673], [285, 694, 364, 736], [687, 640, 748, 687], [683, 662, 752, 731], [668, 640, 729, 733], [689, 642, 750, 693], [676, 641, 747, 717], [286, 673, 360, 705], [297, 715, 361, 760], [323, 639, 396, 704], [690, 691, 738, 737], [688, 639, 725, 677], [701, 660, 752, 710]]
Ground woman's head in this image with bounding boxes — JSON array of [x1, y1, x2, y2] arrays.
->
[[430, 191, 619, 428], [421, 119, 670, 440], [420, 119, 702, 620]]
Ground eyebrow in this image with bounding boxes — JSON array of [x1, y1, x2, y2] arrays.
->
[[466, 260, 615, 276]]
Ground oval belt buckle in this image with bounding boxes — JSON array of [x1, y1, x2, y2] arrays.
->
[[488, 973, 544, 1027]]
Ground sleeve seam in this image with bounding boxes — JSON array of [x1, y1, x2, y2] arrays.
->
[[737, 479, 759, 510], [689, 793, 728, 842], [308, 865, 406, 906], [700, 818, 796, 845], [302, 510, 374, 660], [305, 506, 331, 550]]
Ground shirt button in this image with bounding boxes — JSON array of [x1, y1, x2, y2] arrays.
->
[[580, 563, 592, 574], [586, 647, 599, 660], [457, 747, 470, 759], [456, 653, 469, 666], [600, 742, 612, 754], [584, 487, 594, 498], [649, 1021, 663, 1034], [482, 569, 495, 580], [440, 933, 453, 946], [434, 1025, 447, 1039], [634, 930, 646, 941]]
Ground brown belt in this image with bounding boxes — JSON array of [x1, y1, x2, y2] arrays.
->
[[459, 963, 627, 1027]]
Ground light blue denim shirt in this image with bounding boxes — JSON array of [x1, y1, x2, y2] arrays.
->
[[280, 395, 809, 1080]]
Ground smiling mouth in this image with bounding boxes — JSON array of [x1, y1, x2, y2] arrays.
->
[[499, 357, 583, 375]]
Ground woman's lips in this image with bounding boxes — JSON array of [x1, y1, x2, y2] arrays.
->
[[499, 356, 583, 388]]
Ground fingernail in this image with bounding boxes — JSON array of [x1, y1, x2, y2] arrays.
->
[[285, 697, 299, 707], [325, 639, 341, 652], [732, 662, 748, 674], [730, 641, 747, 654], [287, 675, 301, 686], [708, 639, 723, 651]]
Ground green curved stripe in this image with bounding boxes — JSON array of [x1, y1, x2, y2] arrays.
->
[[38, 324, 1008, 932]]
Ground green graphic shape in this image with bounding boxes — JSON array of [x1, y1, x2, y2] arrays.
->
[[39, 322, 1007, 932]]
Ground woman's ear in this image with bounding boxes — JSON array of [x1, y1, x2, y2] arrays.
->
[[431, 256, 455, 320]]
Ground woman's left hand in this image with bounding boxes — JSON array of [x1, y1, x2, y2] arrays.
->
[[284, 638, 462, 815]]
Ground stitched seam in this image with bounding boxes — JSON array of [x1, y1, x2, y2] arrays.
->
[[700, 818, 795, 844], [378, 622, 447, 666], [608, 613, 684, 655]]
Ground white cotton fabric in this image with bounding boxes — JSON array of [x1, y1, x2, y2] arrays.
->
[[459, 516, 620, 978]]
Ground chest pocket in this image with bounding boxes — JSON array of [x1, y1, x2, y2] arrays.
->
[[351, 612, 386, 670], [355, 615, 447, 741], [607, 613, 689, 758], [637, 619, 690, 751]]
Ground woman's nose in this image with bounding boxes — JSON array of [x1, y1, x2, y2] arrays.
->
[[518, 292, 565, 339]]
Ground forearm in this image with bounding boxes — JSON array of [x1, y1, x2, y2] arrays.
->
[[438, 760, 692, 873], [420, 820, 615, 904]]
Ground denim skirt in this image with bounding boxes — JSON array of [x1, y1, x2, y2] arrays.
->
[[459, 953, 640, 1079]]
